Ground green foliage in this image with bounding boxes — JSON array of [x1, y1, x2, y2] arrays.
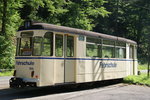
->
[[0, 0, 150, 69], [0, 70, 13, 76], [138, 64, 148, 70], [60, 0, 110, 30], [0, 0, 22, 69], [21, 0, 68, 24], [0, 36, 15, 69], [124, 74, 150, 86], [94, 0, 150, 64], [20, 0, 109, 30], [0, 0, 23, 37]]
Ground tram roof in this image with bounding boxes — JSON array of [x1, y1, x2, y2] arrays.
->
[[18, 22, 137, 45]]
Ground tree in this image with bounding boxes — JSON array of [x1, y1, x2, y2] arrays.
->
[[60, 0, 110, 30], [1, 0, 7, 36], [0, 0, 23, 69], [94, 0, 150, 64], [20, 0, 109, 30]]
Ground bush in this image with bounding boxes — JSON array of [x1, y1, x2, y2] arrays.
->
[[0, 36, 15, 69], [138, 63, 148, 70], [124, 74, 150, 86], [0, 70, 13, 76]]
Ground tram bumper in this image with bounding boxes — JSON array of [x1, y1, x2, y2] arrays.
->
[[9, 77, 38, 88]]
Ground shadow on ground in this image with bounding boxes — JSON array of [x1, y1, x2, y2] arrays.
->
[[0, 79, 123, 100]]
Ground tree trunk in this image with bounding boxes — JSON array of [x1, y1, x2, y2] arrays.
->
[[148, 62, 150, 77], [1, 0, 7, 36], [147, 39, 150, 77]]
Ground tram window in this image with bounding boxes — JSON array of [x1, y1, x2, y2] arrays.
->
[[86, 44, 98, 57], [55, 34, 63, 57], [102, 40, 115, 58], [21, 32, 33, 37], [42, 32, 53, 56], [115, 42, 126, 58], [87, 37, 100, 44], [33, 37, 42, 56], [129, 45, 134, 59], [86, 37, 101, 57], [115, 48, 126, 58], [67, 36, 74, 57], [116, 42, 126, 47], [102, 46, 114, 58], [19, 37, 32, 56], [103, 40, 114, 45]]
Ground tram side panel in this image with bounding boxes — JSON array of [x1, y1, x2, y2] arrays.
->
[[65, 60, 76, 82], [76, 36, 86, 83], [15, 58, 41, 86], [133, 46, 138, 75], [40, 59, 54, 86], [76, 59, 127, 83], [54, 59, 64, 84], [75, 36, 130, 83], [85, 60, 127, 82], [126, 44, 138, 76], [126, 44, 131, 76]]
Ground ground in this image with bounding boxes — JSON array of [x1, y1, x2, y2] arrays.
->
[[0, 76, 150, 100]]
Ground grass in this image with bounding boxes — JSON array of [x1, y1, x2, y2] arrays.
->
[[0, 71, 13, 77], [124, 74, 150, 86], [138, 64, 148, 70]]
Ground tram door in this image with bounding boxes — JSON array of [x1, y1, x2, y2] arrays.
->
[[55, 34, 75, 84], [64, 35, 75, 83]]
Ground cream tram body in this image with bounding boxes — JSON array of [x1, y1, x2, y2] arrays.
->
[[10, 22, 137, 87]]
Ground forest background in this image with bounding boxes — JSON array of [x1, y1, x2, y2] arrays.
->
[[0, 0, 150, 69]]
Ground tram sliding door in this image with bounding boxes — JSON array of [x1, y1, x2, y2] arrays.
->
[[64, 35, 75, 83], [55, 34, 64, 83], [55, 34, 75, 84]]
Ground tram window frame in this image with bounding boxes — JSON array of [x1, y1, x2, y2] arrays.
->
[[16, 38, 20, 56], [115, 42, 126, 58], [21, 31, 33, 37], [134, 46, 137, 59], [18, 31, 33, 56], [115, 47, 126, 58], [102, 40, 115, 58], [41, 32, 53, 56], [86, 37, 101, 57], [129, 45, 134, 59], [55, 34, 63, 57], [33, 37, 43, 56], [67, 36, 74, 57]]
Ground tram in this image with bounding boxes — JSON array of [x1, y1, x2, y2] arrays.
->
[[9, 21, 137, 87]]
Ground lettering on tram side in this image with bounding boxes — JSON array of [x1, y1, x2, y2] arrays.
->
[[16, 61, 34, 65], [99, 62, 117, 68]]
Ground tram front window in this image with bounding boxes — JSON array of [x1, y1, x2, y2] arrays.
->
[[19, 37, 32, 56], [41, 32, 53, 56], [18, 32, 33, 56], [33, 37, 42, 56], [18, 32, 53, 56]]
